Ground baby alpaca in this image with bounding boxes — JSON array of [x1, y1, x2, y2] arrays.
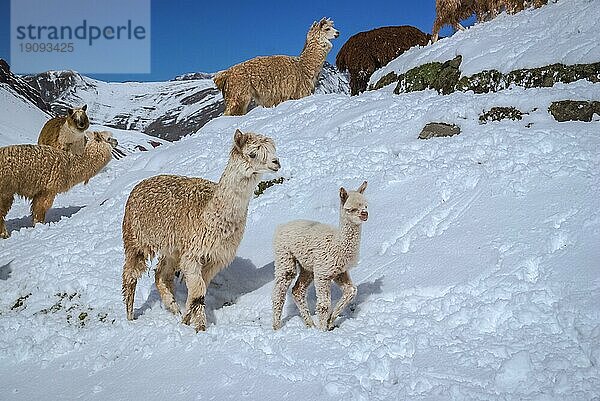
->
[[38, 105, 90, 155], [214, 18, 339, 115], [0, 131, 117, 238], [272, 181, 368, 331]]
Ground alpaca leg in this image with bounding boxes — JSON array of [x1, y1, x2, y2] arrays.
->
[[291, 267, 315, 328], [225, 93, 252, 116], [328, 272, 358, 330], [0, 194, 14, 239], [181, 255, 208, 332], [201, 261, 222, 288], [122, 250, 147, 320], [31, 192, 55, 224], [155, 255, 180, 316], [431, 17, 444, 43], [271, 250, 296, 330], [314, 276, 332, 331]]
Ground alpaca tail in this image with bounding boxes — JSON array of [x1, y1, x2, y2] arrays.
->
[[213, 70, 229, 92]]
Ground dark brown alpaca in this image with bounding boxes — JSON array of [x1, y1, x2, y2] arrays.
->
[[335, 26, 431, 95]]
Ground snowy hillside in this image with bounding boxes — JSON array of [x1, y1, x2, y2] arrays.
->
[[23, 62, 349, 141], [1, 0, 599, 400], [370, 0, 600, 85], [0, 85, 167, 156]]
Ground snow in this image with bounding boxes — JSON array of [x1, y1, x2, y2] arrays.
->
[[1, 0, 600, 399], [0, 85, 49, 146], [0, 85, 168, 155], [370, 0, 600, 85]]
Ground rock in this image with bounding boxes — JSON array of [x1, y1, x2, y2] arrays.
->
[[418, 122, 461, 139], [548, 100, 600, 122], [0, 59, 52, 114], [371, 72, 399, 91], [479, 107, 524, 123], [376, 58, 600, 96], [394, 56, 462, 95]]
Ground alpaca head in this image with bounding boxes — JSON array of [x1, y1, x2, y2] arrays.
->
[[340, 181, 368, 225], [232, 129, 280, 176], [85, 130, 118, 153], [67, 104, 90, 131], [308, 18, 339, 48]]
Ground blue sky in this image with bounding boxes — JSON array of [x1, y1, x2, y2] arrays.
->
[[0, 0, 468, 82]]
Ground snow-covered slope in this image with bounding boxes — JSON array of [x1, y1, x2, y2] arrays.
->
[[0, 86, 49, 146], [1, 0, 599, 400], [0, 85, 167, 156], [23, 62, 349, 141], [371, 0, 600, 85]]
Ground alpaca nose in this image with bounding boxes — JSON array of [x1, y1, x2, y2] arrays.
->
[[334, 31, 339, 38], [360, 210, 368, 221], [270, 158, 280, 171]]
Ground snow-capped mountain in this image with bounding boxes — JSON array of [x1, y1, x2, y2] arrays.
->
[[1, 1, 598, 400], [0, 59, 52, 115], [22, 62, 349, 141], [0, 74, 167, 154]]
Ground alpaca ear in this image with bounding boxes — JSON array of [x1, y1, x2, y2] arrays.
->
[[93, 131, 103, 142], [234, 129, 247, 151], [82, 104, 87, 111], [357, 181, 367, 194], [340, 187, 348, 203], [319, 18, 327, 27], [67, 108, 74, 116]]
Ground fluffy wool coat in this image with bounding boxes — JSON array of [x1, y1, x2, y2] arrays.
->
[[214, 18, 339, 115], [272, 181, 368, 331], [122, 130, 280, 332], [0, 131, 116, 238]]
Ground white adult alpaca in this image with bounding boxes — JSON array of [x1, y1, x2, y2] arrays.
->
[[122, 129, 280, 332], [272, 181, 368, 331]]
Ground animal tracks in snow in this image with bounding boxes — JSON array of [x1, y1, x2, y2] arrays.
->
[[380, 179, 484, 256]]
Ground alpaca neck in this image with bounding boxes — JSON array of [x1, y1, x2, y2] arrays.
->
[[210, 156, 261, 221], [66, 145, 110, 187], [299, 38, 331, 83], [334, 217, 362, 265]]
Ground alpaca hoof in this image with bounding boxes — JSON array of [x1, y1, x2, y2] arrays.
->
[[272, 321, 281, 330], [195, 324, 206, 333], [0, 231, 9, 239]]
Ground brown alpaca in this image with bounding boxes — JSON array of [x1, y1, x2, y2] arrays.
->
[[214, 18, 339, 116], [38, 105, 90, 155], [0, 131, 117, 238], [432, 0, 480, 43], [431, 0, 546, 43], [336, 26, 431, 95], [122, 129, 280, 332]]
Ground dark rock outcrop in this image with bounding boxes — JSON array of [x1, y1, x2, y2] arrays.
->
[[373, 57, 600, 96], [479, 107, 524, 123], [0, 59, 52, 114], [548, 100, 600, 122], [419, 122, 461, 139], [394, 56, 462, 95]]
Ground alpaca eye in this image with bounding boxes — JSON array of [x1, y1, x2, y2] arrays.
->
[[248, 151, 257, 159], [349, 208, 357, 213]]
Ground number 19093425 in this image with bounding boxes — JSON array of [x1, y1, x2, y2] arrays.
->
[[19, 42, 74, 52]]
